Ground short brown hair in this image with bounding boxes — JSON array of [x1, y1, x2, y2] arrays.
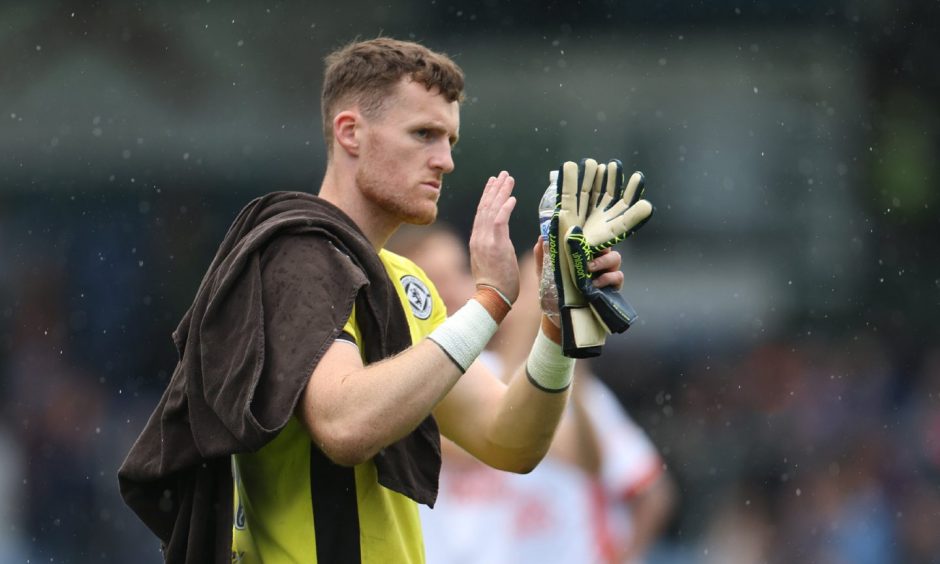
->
[[321, 38, 465, 153]]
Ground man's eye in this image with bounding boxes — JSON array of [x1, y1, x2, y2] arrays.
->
[[415, 129, 430, 139]]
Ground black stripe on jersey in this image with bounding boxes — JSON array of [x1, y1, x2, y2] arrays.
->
[[310, 444, 361, 562]]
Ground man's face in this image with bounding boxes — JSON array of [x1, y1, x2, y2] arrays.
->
[[355, 78, 460, 225]]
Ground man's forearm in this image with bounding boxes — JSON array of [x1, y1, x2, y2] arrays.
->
[[483, 366, 569, 473], [301, 285, 513, 466], [298, 339, 463, 466], [477, 324, 575, 473]]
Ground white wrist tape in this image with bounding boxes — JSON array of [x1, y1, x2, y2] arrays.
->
[[526, 328, 575, 392], [428, 299, 498, 372]]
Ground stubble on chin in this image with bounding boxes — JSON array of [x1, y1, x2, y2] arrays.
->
[[355, 166, 437, 226], [405, 208, 437, 226], [399, 199, 438, 226]]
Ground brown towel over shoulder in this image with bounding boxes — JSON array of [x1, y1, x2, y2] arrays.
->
[[118, 191, 441, 564]]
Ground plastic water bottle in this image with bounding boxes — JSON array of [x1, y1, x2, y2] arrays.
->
[[538, 170, 560, 320]]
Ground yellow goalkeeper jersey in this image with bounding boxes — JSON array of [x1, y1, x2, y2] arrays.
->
[[232, 249, 447, 563]]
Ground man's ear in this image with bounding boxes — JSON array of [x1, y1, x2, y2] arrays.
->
[[333, 110, 361, 157]]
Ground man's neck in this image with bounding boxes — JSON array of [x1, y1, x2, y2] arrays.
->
[[318, 163, 396, 250]]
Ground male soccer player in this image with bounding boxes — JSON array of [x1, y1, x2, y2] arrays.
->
[[119, 37, 625, 563]]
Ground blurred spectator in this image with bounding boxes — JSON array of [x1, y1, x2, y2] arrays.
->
[[390, 224, 676, 563], [4, 260, 108, 560]]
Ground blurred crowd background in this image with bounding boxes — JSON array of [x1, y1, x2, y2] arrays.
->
[[1, 1, 938, 562]]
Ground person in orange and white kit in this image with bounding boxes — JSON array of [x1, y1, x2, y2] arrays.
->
[[391, 224, 676, 564]]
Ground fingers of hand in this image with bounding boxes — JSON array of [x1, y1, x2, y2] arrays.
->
[[473, 175, 498, 232], [495, 171, 514, 201], [478, 175, 498, 209], [590, 269, 624, 290], [476, 171, 514, 223], [587, 249, 621, 275], [493, 171, 512, 204], [487, 174, 515, 235], [493, 194, 516, 227], [470, 172, 519, 302]]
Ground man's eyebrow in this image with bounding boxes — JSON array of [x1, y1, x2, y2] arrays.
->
[[416, 121, 459, 146]]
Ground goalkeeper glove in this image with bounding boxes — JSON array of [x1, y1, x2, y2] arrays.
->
[[565, 160, 653, 334], [548, 159, 654, 357]]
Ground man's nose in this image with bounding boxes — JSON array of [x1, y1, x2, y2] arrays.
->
[[430, 141, 455, 174]]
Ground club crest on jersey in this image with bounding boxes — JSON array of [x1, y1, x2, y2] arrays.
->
[[401, 275, 432, 320]]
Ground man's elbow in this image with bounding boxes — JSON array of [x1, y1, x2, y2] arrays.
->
[[304, 417, 379, 467], [492, 448, 548, 474], [507, 462, 538, 475], [319, 440, 372, 467]]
